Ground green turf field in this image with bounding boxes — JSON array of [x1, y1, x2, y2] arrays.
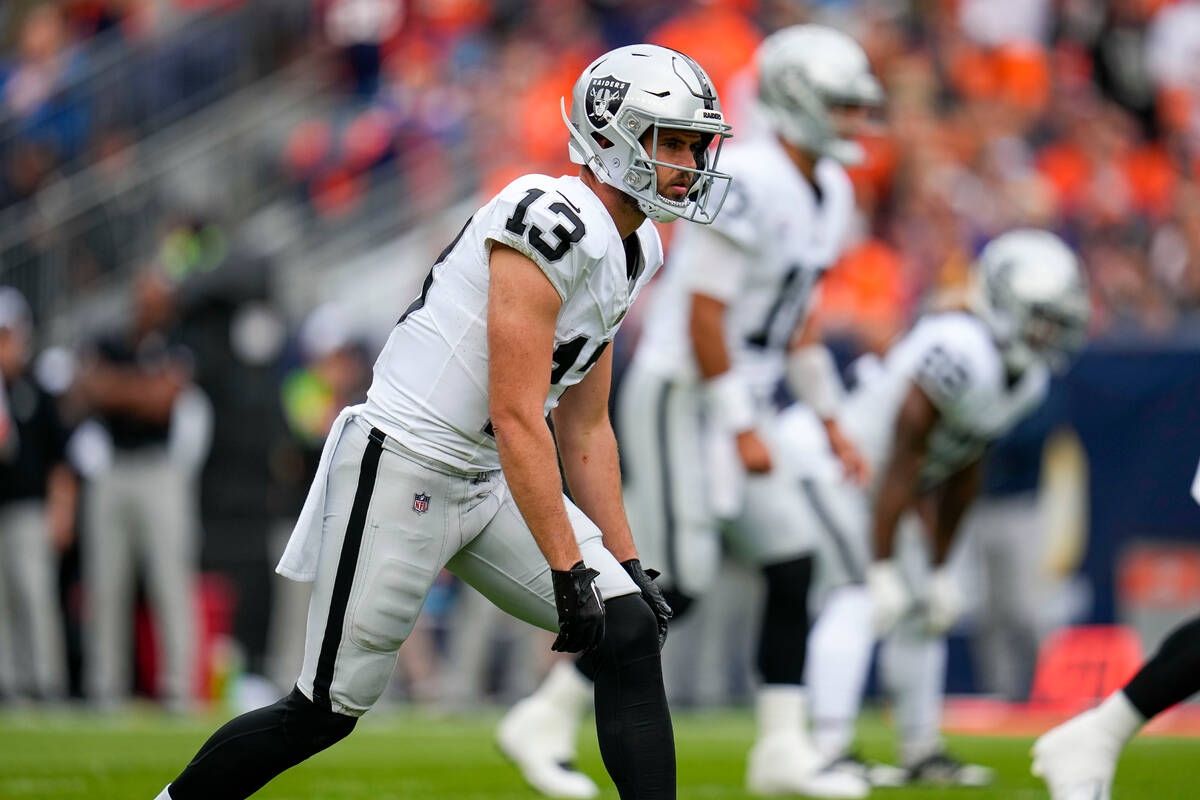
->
[[0, 706, 1192, 799]]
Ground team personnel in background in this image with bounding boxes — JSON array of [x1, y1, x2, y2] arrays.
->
[[77, 273, 211, 711], [778, 230, 1091, 786], [499, 25, 881, 799], [1032, 459, 1200, 800], [0, 287, 75, 704], [153, 43, 733, 800]]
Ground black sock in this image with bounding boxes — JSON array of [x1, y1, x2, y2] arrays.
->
[[582, 593, 675, 800], [757, 555, 814, 685], [1124, 615, 1200, 719], [169, 687, 357, 800]]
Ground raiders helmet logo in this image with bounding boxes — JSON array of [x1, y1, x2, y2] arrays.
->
[[587, 75, 630, 129]]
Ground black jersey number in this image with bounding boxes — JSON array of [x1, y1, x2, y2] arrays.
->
[[551, 336, 609, 386], [482, 337, 609, 438], [505, 188, 586, 262], [746, 265, 818, 349]]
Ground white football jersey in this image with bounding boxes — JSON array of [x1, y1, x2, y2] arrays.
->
[[364, 174, 663, 472], [838, 311, 1050, 490], [634, 135, 855, 398]]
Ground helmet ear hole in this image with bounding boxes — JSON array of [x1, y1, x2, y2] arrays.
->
[[591, 133, 615, 150]]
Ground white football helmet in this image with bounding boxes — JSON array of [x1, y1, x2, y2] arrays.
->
[[755, 25, 883, 165], [563, 44, 733, 224], [969, 229, 1091, 374]]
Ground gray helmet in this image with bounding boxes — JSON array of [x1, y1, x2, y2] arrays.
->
[[969, 229, 1091, 374], [563, 44, 733, 223], [755, 25, 883, 165]]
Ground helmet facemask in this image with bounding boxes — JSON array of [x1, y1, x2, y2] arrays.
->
[[563, 45, 734, 224], [971, 229, 1091, 375]]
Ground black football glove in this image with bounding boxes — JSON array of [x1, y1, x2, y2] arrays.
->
[[621, 559, 672, 649], [551, 561, 606, 654]]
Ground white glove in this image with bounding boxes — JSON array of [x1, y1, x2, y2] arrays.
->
[[925, 567, 963, 635], [867, 560, 910, 635]]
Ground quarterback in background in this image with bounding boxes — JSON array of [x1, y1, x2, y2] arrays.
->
[[778, 229, 1091, 786], [499, 25, 881, 800], [153, 44, 732, 800]]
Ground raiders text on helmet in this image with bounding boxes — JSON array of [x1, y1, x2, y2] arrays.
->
[[563, 45, 733, 224]]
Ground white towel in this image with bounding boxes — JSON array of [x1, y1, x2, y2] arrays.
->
[[276, 405, 360, 582], [1192, 456, 1200, 506]]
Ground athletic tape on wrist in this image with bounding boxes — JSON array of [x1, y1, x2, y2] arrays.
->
[[706, 370, 756, 432], [786, 346, 844, 419]]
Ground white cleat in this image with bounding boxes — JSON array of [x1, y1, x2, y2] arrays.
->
[[497, 696, 599, 799], [826, 753, 908, 788], [905, 750, 994, 787], [1032, 710, 1120, 800], [747, 735, 870, 798]]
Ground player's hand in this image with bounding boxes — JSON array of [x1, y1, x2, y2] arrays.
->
[[868, 560, 910, 635], [551, 561, 605, 654], [822, 417, 871, 485], [621, 559, 672, 649], [925, 567, 963, 635], [736, 430, 773, 473]]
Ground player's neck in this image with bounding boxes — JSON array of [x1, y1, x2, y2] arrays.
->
[[581, 168, 645, 239], [777, 136, 818, 183]]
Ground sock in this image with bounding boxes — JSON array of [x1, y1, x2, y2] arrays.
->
[[1090, 690, 1146, 746], [881, 627, 947, 766], [755, 684, 809, 741], [1123, 615, 1200, 719], [758, 556, 814, 685], [589, 594, 675, 800], [807, 585, 874, 760], [155, 788, 173, 800], [536, 659, 594, 717], [168, 687, 356, 800]]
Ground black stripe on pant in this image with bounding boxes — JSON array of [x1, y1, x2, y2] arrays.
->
[[800, 477, 866, 585], [654, 381, 680, 581], [311, 426, 386, 711]]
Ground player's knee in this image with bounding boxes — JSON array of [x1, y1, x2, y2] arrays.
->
[[661, 586, 696, 621], [601, 593, 660, 661], [763, 554, 814, 609], [282, 687, 358, 748]]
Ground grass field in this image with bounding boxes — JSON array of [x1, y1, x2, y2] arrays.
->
[[0, 705, 1193, 799]]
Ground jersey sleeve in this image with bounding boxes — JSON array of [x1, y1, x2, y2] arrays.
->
[[913, 340, 975, 414], [705, 170, 761, 250], [908, 316, 1004, 428], [670, 221, 756, 304], [483, 178, 594, 302]]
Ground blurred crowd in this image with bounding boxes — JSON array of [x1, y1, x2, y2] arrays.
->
[[2, 0, 1200, 710]]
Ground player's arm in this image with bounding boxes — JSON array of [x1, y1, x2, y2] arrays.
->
[[926, 457, 984, 565], [872, 382, 939, 561], [786, 315, 868, 484], [487, 243, 581, 571], [77, 356, 186, 423], [866, 381, 940, 633], [553, 342, 674, 642], [551, 344, 635, 561], [691, 292, 771, 472]]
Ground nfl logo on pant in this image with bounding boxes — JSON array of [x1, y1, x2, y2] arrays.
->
[[412, 492, 431, 514]]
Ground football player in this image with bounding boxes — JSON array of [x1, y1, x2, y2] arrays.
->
[[153, 43, 732, 800], [498, 25, 882, 799], [778, 229, 1091, 786], [1032, 463, 1200, 800]]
